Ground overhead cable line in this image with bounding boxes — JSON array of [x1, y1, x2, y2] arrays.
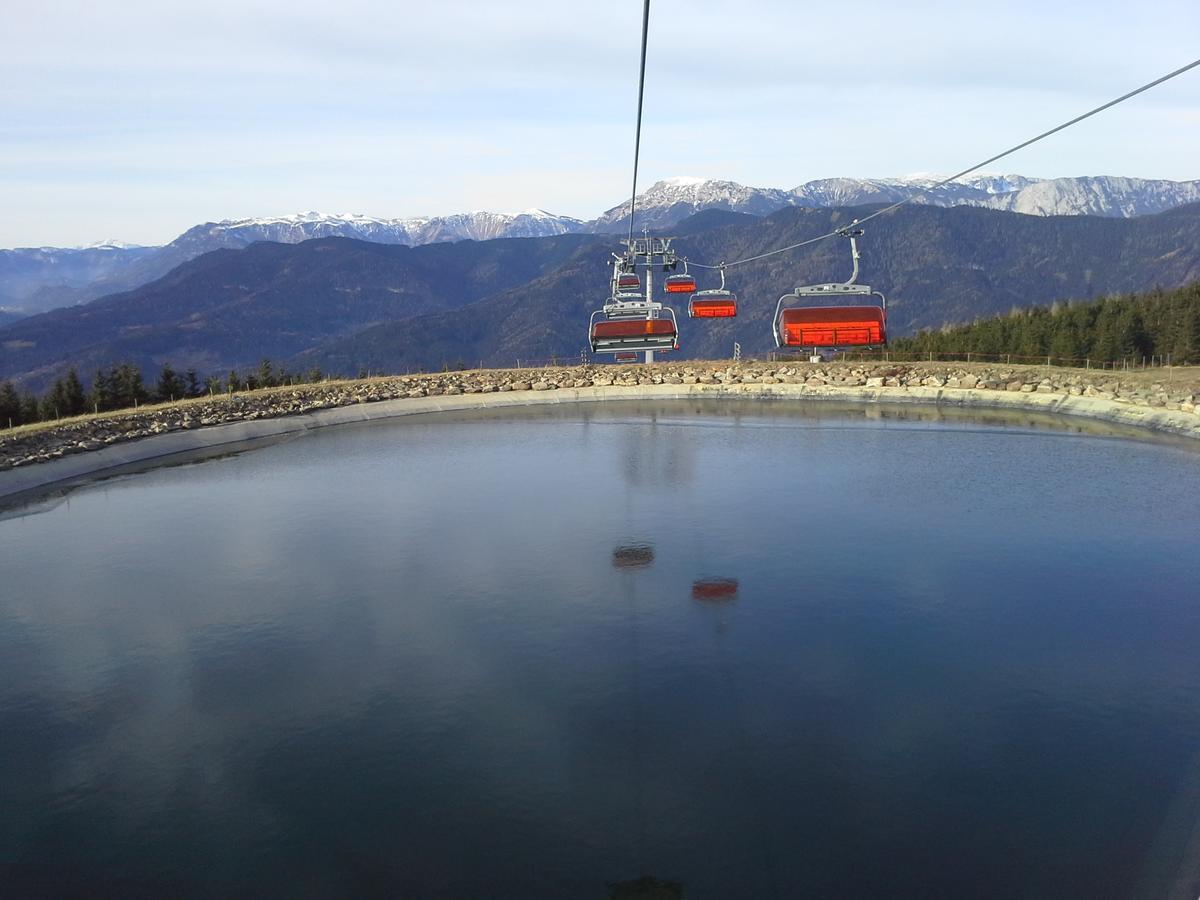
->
[[627, 0, 652, 244], [687, 55, 1200, 270]]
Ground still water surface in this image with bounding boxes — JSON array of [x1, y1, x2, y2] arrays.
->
[[3, 401, 1200, 898]]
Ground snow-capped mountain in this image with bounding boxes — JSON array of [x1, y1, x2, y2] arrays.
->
[[966, 176, 1200, 217], [591, 177, 799, 232], [791, 174, 1072, 208], [594, 172, 1199, 231], [4, 174, 1200, 320], [170, 209, 586, 255]]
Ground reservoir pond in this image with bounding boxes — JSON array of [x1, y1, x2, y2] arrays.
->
[[2, 400, 1200, 898]]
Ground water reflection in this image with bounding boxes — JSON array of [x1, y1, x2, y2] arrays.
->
[[619, 419, 696, 489], [1, 403, 1199, 898], [608, 874, 685, 898], [691, 578, 739, 603], [613, 544, 656, 568]]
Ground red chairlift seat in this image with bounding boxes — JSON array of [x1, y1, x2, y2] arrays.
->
[[688, 265, 737, 318], [772, 222, 888, 350], [777, 305, 886, 348], [664, 273, 696, 294], [688, 290, 738, 318], [617, 273, 641, 291], [590, 315, 679, 353]]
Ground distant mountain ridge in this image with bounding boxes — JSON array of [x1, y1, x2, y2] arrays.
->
[[3, 173, 1199, 318], [171, 208, 585, 253], [5, 201, 1200, 392], [0, 232, 605, 392], [288, 201, 1200, 377]]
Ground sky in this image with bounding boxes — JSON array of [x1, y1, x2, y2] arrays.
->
[[2, 0, 1198, 248]]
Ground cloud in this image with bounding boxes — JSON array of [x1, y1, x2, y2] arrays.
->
[[2, 0, 1198, 245]]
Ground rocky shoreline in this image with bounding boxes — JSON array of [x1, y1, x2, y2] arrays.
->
[[3, 361, 1199, 471]]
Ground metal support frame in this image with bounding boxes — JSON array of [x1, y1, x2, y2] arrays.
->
[[593, 235, 681, 362]]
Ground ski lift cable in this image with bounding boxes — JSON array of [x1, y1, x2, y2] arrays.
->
[[627, 0, 652, 245], [685, 55, 1200, 271]]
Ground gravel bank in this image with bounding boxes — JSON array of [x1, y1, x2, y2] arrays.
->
[[2, 360, 1198, 504]]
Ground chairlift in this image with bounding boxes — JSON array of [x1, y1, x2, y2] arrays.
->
[[590, 307, 679, 354], [663, 260, 696, 294], [773, 223, 886, 349], [617, 272, 641, 291], [688, 265, 737, 318]]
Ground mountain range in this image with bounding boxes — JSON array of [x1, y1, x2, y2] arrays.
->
[[4, 174, 1199, 319], [4, 201, 1199, 392]]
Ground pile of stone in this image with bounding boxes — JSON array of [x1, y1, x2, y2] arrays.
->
[[3, 361, 1197, 471]]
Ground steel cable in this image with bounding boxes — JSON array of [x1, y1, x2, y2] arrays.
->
[[685, 56, 1200, 270], [627, 0, 652, 244]]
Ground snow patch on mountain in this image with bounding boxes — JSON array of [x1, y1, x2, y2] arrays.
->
[[169, 209, 587, 253], [591, 178, 799, 231], [970, 176, 1200, 217]]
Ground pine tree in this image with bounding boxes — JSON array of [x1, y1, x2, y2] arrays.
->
[[0, 382, 20, 428], [155, 364, 183, 403], [113, 363, 148, 408], [40, 378, 68, 420], [63, 369, 86, 416], [184, 369, 202, 398], [256, 359, 276, 389], [90, 369, 112, 412], [20, 394, 39, 424], [1049, 325, 1082, 363]]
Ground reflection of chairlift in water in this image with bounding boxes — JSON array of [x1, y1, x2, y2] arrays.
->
[[607, 875, 684, 899], [688, 265, 737, 319], [612, 543, 655, 568], [691, 577, 739, 602], [773, 223, 887, 352], [608, 543, 682, 900]]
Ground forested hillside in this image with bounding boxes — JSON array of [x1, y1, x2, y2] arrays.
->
[[891, 282, 1200, 365]]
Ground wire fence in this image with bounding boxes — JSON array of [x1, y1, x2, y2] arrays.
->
[[511, 352, 591, 370]]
